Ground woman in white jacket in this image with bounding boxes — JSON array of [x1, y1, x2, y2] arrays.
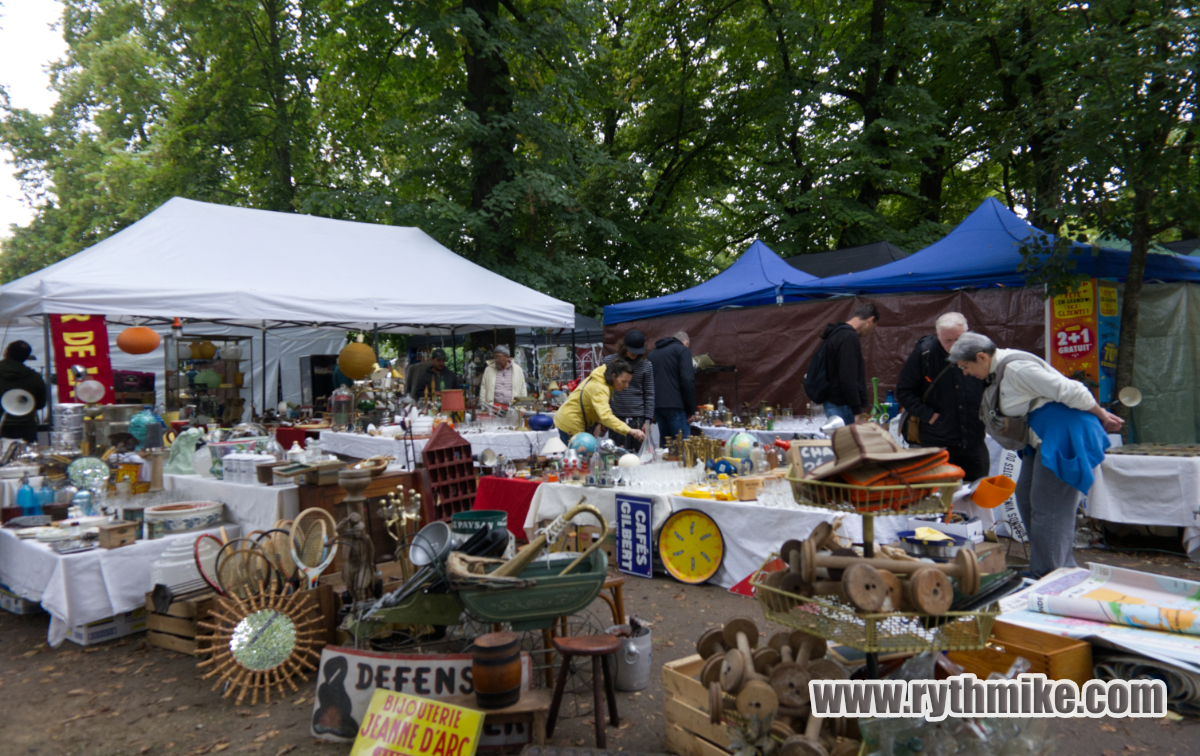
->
[[949, 332, 1124, 578], [479, 346, 527, 407]]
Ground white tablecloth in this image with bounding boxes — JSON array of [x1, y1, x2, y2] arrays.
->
[[0, 523, 241, 646], [319, 430, 559, 468], [698, 423, 827, 443], [523, 482, 675, 538], [163, 475, 298, 534], [1086, 453, 1200, 558]]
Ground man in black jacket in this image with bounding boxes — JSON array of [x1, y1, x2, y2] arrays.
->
[[604, 330, 655, 451], [894, 312, 989, 480], [818, 303, 879, 425], [0, 341, 46, 443], [649, 331, 695, 441]]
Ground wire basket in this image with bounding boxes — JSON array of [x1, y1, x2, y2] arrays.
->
[[786, 469, 957, 516], [751, 554, 997, 653]]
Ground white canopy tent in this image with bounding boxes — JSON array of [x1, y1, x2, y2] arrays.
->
[[0, 197, 575, 332]]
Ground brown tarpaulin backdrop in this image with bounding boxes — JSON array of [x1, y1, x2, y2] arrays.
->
[[603, 288, 1046, 413]]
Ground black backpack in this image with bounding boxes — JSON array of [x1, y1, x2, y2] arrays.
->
[[803, 325, 851, 404]]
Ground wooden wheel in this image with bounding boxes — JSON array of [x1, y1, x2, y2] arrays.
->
[[719, 648, 748, 692], [825, 548, 859, 581], [799, 537, 818, 584], [735, 680, 779, 721], [769, 662, 812, 708], [807, 521, 833, 550], [709, 681, 726, 725], [697, 627, 727, 658], [840, 563, 887, 612], [789, 631, 827, 665], [877, 568, 904, 612], [753, 647, 780, 675], [956, 548, 981, 594], [807, 658, 849, 681], [906, 567, 954, 615], [701, 654, 725, 687], [781, 734, 829, 756], [780, 539, 804, 573]]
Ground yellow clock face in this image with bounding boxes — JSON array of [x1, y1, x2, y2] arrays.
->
[[659, 509, 724, 584]]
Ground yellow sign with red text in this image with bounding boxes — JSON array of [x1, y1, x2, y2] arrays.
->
[[350, 690, 483, 756], [1048, 278, 1120, 403]]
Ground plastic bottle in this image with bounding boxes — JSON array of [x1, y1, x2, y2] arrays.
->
[[885, 390, 900, 421], [16, 476, 36, 517]]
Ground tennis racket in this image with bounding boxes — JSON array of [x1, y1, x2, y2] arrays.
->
[[254, 528, 298, 593], [193, 533, 226, 596], [217, 547, 273, 599], [290, 508, 338, 590]]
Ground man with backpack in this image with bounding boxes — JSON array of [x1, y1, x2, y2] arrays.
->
[[804, 303, 880, 426], [895, 312, 989, 481]]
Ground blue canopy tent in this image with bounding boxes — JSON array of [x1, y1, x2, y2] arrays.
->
[[603, 240, 818, 325], [790, 197, 1200, 295]]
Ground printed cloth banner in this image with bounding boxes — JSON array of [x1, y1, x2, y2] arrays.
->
[[48, 314, 114, 404]]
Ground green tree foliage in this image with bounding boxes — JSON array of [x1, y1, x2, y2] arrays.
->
[[1, 0, 1196, 339]]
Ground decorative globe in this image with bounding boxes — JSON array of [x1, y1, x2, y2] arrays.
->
[[116, 326, 161, 355], [567, 432, 598, 457], [618, 453, 641, 468], [338, 341, 376, 380], [726, 432, 756, 460]]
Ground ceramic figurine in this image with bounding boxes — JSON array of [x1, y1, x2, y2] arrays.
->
[[165, 427, 204, 475]]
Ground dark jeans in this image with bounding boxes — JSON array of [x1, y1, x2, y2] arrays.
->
[[823, 403, 857, 426], [655, 409, 691, 442]]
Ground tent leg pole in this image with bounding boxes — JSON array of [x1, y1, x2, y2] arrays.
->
[[261, 321, 267, 421], [42, 315, 53, 430], [572, 329, 577, 381]]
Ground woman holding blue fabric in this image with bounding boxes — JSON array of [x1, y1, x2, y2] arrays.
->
[[949, 332, 1124, 578]]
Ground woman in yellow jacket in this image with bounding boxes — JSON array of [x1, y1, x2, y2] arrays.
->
[[553, 361, 647, 445]]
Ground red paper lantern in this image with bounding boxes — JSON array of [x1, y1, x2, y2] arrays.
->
[[117, 326, 161, 355]]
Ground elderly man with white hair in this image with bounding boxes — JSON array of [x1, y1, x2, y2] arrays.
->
[[894, 312, 990, 481]]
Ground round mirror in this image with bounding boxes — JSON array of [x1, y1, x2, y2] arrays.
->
[[230, 609, 296, 670]]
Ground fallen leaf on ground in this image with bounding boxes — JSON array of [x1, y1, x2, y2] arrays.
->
[[67, 689, 92, 696], [212, 744, 230, 752], [1100, 724, 1117, 732], [163, 678, 178, 683], [274, 746, 296, 756], [255, 711, 271, 719], [292, 697, 306, 705], [177, 705, 190, 712]]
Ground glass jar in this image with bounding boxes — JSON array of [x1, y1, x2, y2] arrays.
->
[[330, 386, 353, 430]]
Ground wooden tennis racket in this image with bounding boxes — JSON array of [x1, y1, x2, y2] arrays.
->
[[193, 533, 227, 596], [254, 528, 298, 593], [217, 547, 273, 600], [290, 508, 338, 590]]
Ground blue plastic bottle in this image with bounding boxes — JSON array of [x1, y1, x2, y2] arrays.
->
[[885, 390, 900, 421], [16, 476, 37, 517]]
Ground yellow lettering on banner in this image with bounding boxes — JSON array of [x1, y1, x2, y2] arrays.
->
[[350, 690, 482, 756], [60, 315, 91, 322], [63, 332, 94, 346]]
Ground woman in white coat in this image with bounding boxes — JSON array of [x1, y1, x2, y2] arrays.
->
[[949, 332, 1123, 578], [479, 346, 527, 407]]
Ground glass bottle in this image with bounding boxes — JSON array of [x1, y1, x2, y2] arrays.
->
[[36, 480, 55, 513], [750, 442, 767, 473], [716, 396, 726, 414], [330, 386, 353, 430], [16, 475, 36, 517]]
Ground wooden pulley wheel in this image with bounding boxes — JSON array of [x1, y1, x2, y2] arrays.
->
[[798, 537, 818, 584], [768, 631, 795, 663], [771, 720, 797, 739], [829, 738, 861, 756], [789, 630, 827, 666], [753, 647, 780, 675], [709, 681, 726, 725], [722, 617, 760, 658], [906, 567, 954, 615], [806, 658, 849, 681], [719, 648, 749, 692], [701, 654, 725, 687], [955, 548, 981, 595], [825, 548, 859, 582], [765, 570, 800, 612], [781, 539, 804, 573], [769, 662, 812, 708], [697, 627, 728, 658], [840, 563, 887, 612], [736, 679, 780, 721], [877, 569, 904, 612]]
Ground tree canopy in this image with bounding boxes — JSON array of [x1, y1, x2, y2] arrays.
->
[[2, 0, 1198, 321]]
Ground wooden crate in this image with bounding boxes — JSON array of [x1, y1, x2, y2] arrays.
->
[[144, 590, 217, 656], [948, 621, 1093, 687], [663, 655, 734, 756]]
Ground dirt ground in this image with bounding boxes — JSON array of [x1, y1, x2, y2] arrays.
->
[[1, 546, 1198, 756]]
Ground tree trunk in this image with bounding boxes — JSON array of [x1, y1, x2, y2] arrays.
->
[[462, 0, 516, 262], [1112, 186, 1153, 431], [264, 0, 295, 212]]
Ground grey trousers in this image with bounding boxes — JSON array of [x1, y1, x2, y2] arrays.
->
[[1014, 447, 1080, 578]]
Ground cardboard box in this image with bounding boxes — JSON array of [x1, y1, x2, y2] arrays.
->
[[910, 514, 985, 544], [67, 608, 147, 646], [734, 476, 765, 501], [0, 584, 43, 615]]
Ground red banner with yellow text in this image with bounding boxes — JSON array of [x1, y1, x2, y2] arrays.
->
[[48, 314, 114, 404]]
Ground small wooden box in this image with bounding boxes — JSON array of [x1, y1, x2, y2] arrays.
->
[[948, 621, 1093, 687], [734, 476, 765, 501], [144, 590, 217, 656], [98, 521, 138, 549], [664, 655, 736, 755]]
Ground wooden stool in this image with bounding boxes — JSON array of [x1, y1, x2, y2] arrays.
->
[[545, 635, 620, 748], [597, 573, 627, 626]]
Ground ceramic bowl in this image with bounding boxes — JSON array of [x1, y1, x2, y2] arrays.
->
[[144, 501, 224, 536], [222, 346, 243, 360]]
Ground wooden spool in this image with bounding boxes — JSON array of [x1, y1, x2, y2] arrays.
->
[[472, 631, 522, 710], [877, 569, 904, 612], [798, 538, 981, 595], [905, 567, 954, 615]]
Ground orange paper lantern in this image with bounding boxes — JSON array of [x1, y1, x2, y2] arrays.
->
[[117, 326, 161, 355]]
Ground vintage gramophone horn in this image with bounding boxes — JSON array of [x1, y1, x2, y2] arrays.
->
[[409, 521, 455, 567]]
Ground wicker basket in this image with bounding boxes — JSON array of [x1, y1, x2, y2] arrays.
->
[[751, 554, 997, 654], [786, 468, 957, 516]]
